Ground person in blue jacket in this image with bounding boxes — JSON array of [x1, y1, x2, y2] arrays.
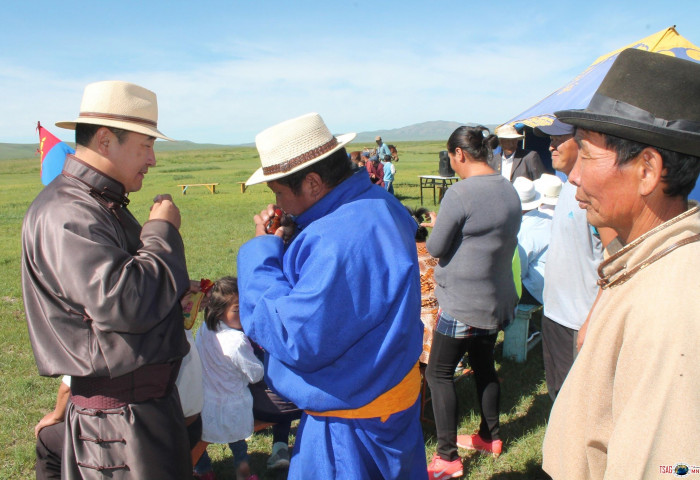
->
[[237, 112, 427, 479]]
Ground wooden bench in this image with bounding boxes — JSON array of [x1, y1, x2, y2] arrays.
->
[[237, 181, 247, 193], [177, 183, 219, 194], [191, 419, 276, 466], [502, 304, 543, 363]]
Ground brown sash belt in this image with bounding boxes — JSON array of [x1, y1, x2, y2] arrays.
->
[[70, 361, 181, 409]]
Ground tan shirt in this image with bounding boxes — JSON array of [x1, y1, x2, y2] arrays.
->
[[543, 205, 700, 479]]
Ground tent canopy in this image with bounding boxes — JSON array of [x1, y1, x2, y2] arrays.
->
[[504, 26, 700, 200], [506, 26, 700, 129]]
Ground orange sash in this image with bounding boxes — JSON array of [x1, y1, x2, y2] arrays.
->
[[305, 362, 420, 422]]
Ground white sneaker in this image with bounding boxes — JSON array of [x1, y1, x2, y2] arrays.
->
[[266, 442, 290, 470]]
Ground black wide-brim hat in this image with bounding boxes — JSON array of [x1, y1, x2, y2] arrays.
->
[[555, 48, 700, 156]]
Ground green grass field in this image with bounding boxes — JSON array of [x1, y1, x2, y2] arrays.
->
[[0, 142, 551, 479]]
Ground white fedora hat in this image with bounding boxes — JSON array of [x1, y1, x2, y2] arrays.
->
[[534, 174, 563, 205], [495, 124, 524, 140], [513, 177, 543, 210], [246, 112, 356, 186], [56, 80, 172, 141]]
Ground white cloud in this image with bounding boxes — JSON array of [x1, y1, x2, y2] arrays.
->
[[1, 9, 695, 145], [139, 39, 592, 143]]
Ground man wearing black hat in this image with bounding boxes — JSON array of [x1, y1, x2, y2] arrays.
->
[[543, 49, 700, 479]]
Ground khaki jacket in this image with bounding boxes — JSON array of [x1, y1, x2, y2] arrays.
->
[[543, 205, 700, 479]]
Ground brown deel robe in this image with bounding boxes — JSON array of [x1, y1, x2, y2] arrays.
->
[[22, 155, 192, 479]]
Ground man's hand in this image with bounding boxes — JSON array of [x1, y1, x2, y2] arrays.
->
[[150, 194, 181, 229], [34, 411, 63, 438], [35, 381, 70, 438], [420, 211, 437, 228], [254, 204, 295, 242]]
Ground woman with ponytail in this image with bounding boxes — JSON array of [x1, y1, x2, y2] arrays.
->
[[425, 126, 521, 478]]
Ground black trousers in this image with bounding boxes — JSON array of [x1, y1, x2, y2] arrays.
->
[[426, 331, 500, 461], [541, 315, 577, 402], [36, 423, 64, 480], [251, 380, 302, 444]]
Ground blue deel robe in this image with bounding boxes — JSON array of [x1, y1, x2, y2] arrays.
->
[[238, 170, 427, 479]]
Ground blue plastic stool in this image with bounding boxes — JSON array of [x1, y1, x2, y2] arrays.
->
[[503, 304, 542, 363]]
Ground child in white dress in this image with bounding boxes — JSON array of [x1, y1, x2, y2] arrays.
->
[[193, 276, 264, 480]]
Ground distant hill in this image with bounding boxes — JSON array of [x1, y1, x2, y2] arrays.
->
[[0, 121, 498, 160], [0, 143, 40, 161], [153, 141, 235, 152], [0, 140, 234, 160], [353, 121, 499, 143]]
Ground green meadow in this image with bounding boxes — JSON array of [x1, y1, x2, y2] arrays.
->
[[0, 142, 551, 479]]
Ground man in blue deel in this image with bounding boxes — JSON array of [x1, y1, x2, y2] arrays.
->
[[237, 112, 427, 479]]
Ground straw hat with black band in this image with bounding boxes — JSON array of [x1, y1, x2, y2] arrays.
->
[[56, 80, 173, 141], [555, 48, 700, 156], [246, 112, 356, 186]]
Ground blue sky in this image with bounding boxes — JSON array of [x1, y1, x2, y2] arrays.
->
[[2, 0, 699, 145]]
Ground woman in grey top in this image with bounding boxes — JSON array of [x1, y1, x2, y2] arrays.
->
[[425, 126, 521, 476]]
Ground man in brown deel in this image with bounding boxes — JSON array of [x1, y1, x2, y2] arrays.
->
[[22, 80, 192, 479]]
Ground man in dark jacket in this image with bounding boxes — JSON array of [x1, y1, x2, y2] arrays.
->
[[22, 80, 192, 479], [491, 124, 545, 182]]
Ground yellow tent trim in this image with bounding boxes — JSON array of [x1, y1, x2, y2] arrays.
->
[[518, 115, 556, 128], [592, 26, 699, 65]]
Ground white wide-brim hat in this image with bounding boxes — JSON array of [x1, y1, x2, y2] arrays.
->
[[246, 112, 356, 186], [56, 80, 173, 141], [495, 124, 524, 140], [513, 177, 543, 210], [534, 174, 563, 205]]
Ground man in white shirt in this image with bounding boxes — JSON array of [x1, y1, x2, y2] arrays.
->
[[535, 119, 614, 400]]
